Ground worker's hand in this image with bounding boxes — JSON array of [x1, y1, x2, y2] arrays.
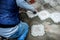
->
[[33, 10, 37, 14]]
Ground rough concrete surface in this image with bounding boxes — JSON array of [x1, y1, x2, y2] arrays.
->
[[20, 0, 60, 40]]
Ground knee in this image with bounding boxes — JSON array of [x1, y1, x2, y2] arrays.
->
[[23, 23, 29, 30]]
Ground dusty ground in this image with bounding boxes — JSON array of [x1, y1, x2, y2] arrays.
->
[[20, 12, 60, 40], [20, 1, 60, 40]]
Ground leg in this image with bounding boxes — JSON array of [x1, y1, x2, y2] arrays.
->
[[18, 22, 29, 40], [8, 21, 29, 40]]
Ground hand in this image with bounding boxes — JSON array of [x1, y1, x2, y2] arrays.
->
[[33, 10, 37, 14]]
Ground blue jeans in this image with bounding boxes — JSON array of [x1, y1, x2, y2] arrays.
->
[[10, 21, 29, 40]]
